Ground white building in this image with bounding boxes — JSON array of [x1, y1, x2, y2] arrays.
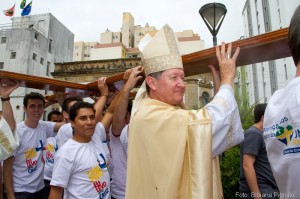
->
[[240, 0, 299, 105], [73, 12, 205, 61], [73, 41, 97, 61], [0, 13, 74, 122]]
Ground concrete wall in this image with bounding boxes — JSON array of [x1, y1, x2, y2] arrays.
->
[[90, 46, 124, 60], [178, 40, 205, 56], [0, 13, 74, 122], [121, 12, 134, 48]]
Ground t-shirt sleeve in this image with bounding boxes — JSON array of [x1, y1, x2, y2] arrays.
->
[[43, 121, 56, 138], [205, 85, 244, 157], [243, 132, 262, 156], [50, 153, 73, 188], [120, 125, 129, 155], [96, 122, 107, 142], [55, 124, 73, 149]]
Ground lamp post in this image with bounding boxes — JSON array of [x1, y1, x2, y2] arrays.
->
[[199, 2, 227, 46]]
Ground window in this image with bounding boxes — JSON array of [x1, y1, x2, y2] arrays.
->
[[40, 57, 44, 65], [34, 32, 39, 40], [32, 53, 37, 61], [10, 52, 16, 59], [202, 92, 210, 106], [83, 54, 90, 57], [1, 37, 7, 44], [0, 62, 4, 69], [48, 39, 52, 53], [46, 62, 50, 76]]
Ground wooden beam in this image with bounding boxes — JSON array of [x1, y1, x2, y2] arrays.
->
[[182, 27, 290, 76], [0, 28, 291, 96]]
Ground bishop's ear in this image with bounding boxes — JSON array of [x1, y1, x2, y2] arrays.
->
[[145, 76, 157, 91]]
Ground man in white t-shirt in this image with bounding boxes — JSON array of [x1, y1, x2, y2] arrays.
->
[[3, 91, 64, 199], [110, 67, 141, 199], [55, 96, 84, 148], [49, 101, 110, 199], [263, 5, 300, 198], [56, 77, 111, 149]]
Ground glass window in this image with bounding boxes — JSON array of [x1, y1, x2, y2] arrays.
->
[[40, 57, 44, 65], [202, 92, 210, 106], [33, 53, 37, 61], [34, 32, 39, 40], [48, 39, 52, 53], [1, 37, 7, 43], [10, 52, 16, 59], [46, 62, 50, 76]]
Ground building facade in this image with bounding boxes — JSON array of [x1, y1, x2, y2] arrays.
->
[[73, 12, 205, 61], [240, 0, 299, 105], [71, 12, 211, 109], [0, 13, 74, 122]]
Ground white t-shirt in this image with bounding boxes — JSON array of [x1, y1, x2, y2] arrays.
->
[[0, 118, 19, 161], [56, 123, 107, 149], [13, 121, 56, 193], [110, 125, 128, 199], [51, 130, 110, 199], [120, 126, 128, 155], [44, 137, 58, 181], [264, 77, 300, 198]]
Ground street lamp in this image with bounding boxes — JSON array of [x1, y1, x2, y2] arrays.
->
[[199, 3, 227, 46]]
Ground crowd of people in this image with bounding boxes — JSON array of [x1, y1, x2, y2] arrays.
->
[[0, 4, 299, 199]]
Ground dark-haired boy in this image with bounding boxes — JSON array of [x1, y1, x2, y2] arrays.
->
[[240, 103, 278, 199], [49, 101, 110, 199], [3, 91, 64, 199]]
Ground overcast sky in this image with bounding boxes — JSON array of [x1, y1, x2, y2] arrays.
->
[[1, 0, 246, 48]]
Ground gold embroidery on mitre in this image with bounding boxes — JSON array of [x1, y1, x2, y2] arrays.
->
[[142, 25, 183, 76]]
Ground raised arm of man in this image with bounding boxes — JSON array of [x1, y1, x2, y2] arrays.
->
[[94, 77, 109, 122], [0, 81, 20, 132], [112, 66, 143, 136]]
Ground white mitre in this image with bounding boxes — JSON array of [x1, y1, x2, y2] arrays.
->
[[139, 24, 183, 76], [131, 24, 183, 118]]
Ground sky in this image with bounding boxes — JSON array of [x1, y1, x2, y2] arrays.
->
[[1, 0, 246, 48]]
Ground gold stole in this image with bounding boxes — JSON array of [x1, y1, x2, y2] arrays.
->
[[126, 99, 223, 199]]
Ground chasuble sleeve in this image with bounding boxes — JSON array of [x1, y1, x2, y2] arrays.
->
[[205, 85, 244, 157], [0, 118, 19, 160]]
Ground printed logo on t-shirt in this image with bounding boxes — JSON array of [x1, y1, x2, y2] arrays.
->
[[24, 140, 44, 173], [264, 116, 300, 155], [87, 165, 109, 199], [45, 143, 58, 164]]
